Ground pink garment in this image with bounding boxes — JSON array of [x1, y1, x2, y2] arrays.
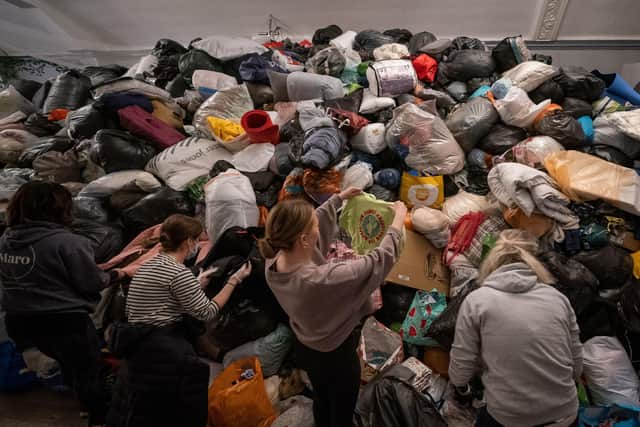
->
[[99, 224, 211, 277], [326, 240, 383, 311], [118, 105, 185, 149]]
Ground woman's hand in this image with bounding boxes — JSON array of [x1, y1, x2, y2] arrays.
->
[[391, 201, 408, 231], [197, 267, 219, 289], [228, 261, 252, 287], [338, 187, 363, 201]]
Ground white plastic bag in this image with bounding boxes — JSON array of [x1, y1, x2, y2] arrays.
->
[[342, 161, 374, 190], [0, 86, 35, 122], [330, 30, 358, 50], [191, 36, 267, 61], [193, 84, 253, 137], [411, 207, 451, 248], [386, 103, 465, 176], [145, 137, 233, 191], [583, 336, 640, 406], [204, 169, 259, 244], [192, 70, 238, 92], [373, 43, 410, 61], [442, 190, 490, 223], [502, 61, 558, 92], [359, 89, 395, 114], [608, 110, 640, 141], [79, 170, 162, 198], [351, 123, 387, 154], [493, 86, 551, 128], [230, 143, 275, 173]]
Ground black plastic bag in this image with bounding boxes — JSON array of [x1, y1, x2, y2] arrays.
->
[[153, 54, 182, 89], [492, 35, 530, 73], [528, 79, 565, 104], [446, 81, 468, 102], [440, 49, 496, 82], [80, 65, 128, 87], [30, 79, 51, 112], [67, 104, 109, 141], [573, 245, 633, 290], [73, 196, 109, 224], [178, 49, 224, 87], [42, 70, 91, 114], [306, 47, 346, 77], [355, 364, 447, 427], [355, 30, 395, 52], [451, 36, 486, 51], [478, 123, 526, 155], [383, 29, 413, 45], [534, 111, 585, 148], [619, 279, 640, 333], [533, 53, 553, 65], [23, 113, 61, 137], [322, 89, 364, 113], [445, 97, 499, 152], [408, 32, 437, 55], [70, 219, 124, 263], [246, 82, 274, 108], [207, 299, 279, 354], [152, 38, 187, 58], [540, 251, 599, 289], [8, 79, 42, 100], [561, 97, 592, 118], [166, 73, 189, 98], [374, 284, 416, 327], [553, 69, 605, 102], [17, 136, 74, 168], [312, 25, 343, 45], [368, 184, 397, 202], [122, 187, 193, 238], [580, 145, 633, 168], [413, 87, 457, 114], [426, 281, 478, 350], [89, 130, 156, 174]]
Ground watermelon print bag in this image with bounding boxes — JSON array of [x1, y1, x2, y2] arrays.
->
[[400, 289, 447, 346]]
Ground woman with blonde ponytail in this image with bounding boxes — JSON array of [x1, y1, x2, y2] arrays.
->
[[449, 229, 583, 427], [260, 187, 407, 427]]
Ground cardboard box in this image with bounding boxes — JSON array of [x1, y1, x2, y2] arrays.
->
[[386, 230, 450, 296]]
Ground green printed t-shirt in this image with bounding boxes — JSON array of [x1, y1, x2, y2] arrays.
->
[[339, 193, 395, 255]]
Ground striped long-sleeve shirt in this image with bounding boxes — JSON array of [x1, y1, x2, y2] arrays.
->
[[126, 253, 219, 326]]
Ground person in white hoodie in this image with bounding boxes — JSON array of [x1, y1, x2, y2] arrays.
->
[[449, 229, 583, 427]]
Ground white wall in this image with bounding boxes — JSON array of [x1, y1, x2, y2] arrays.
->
[[1, 0, 639, 74]]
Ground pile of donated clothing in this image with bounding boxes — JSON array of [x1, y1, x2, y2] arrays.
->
[[2, 23, 640, 426]]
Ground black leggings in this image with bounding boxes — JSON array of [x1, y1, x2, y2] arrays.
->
[[6, 313, 107, 426], [295, 329, 362, 427]]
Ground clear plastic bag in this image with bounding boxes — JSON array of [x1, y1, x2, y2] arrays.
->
[[491, 85, 550, 128], [385, 103, 464, 176]]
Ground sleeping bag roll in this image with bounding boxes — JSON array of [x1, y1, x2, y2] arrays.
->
[[366, 60, 418, 97]]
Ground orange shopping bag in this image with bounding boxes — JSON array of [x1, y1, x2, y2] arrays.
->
[[208, 357, 276, 427]]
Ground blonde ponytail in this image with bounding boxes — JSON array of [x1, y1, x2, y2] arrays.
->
[[478, 229, 555, 285]]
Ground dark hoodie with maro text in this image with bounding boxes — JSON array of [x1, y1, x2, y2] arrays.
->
[[0, 221, 110, 315]]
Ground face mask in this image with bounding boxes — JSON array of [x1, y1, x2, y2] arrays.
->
[[188, 240, 200, 260]]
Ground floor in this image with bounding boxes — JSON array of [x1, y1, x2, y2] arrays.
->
[[0, 386, 84, 427]]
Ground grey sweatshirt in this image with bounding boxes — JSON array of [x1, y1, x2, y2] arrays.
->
[[265, 195, 402, 352], [449, 263, 583, 427], [0, 221, 111, 315]]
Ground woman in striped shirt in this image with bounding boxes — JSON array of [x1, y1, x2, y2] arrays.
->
[[107, 214, 251, 427]]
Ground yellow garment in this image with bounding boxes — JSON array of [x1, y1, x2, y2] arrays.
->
[[151, 100, 184, 129], [632, 251, 640, 279], [207, 117, 244, 141]]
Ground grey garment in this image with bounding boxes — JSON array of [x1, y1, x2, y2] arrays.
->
[[0, 221, 110, 315], [298, 103, 333, 131], [287, 71, 345, 102], [488, 162, 579, 230], [449, 263, 582, 427], [301, 126, 345, 169]]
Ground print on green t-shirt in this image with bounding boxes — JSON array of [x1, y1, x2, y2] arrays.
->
[[340, 193, 395, 255]]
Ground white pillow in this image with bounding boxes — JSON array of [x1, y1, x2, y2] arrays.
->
[[359, 89, 396, 114], [192, 36, 268, 60]]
